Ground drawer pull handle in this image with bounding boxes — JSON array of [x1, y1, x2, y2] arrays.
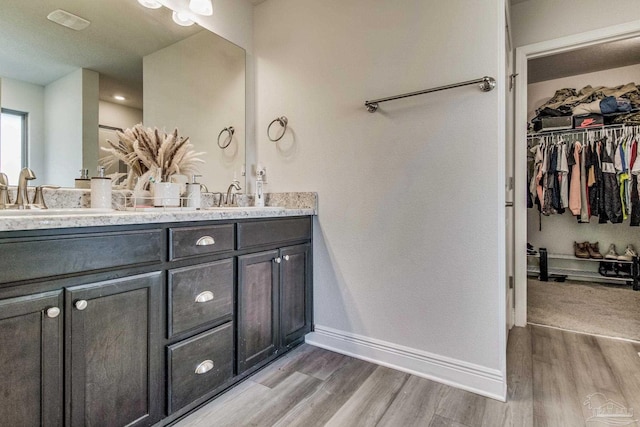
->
[[195, 291, 215, 303], [46, 307, 61, 318], [283, 255, 290, 261], [196, 236, 215, 246], [274, 257, 282, 264], [75, 300, 88, 311], [195, 360, 214, 374]]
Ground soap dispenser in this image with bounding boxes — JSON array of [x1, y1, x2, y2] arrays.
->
[[75, 169, 90, 189], [185, 174, 202, 209], [255, 171, 265, 208], [91, 166, 112, 209]]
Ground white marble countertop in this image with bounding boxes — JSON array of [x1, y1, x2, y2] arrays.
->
[[0, 192, 317, 232]]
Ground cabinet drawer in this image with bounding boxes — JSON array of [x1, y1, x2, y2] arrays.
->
[[237, 218, 311, 250], [168, 259, 234, 337], [0, 229, 162, 285], [167, 322, 233, 413], [169, 224, 234, 260]]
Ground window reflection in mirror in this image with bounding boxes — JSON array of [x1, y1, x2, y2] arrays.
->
[[0, 109, 28, 184]]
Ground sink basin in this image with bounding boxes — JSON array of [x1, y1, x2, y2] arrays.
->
[[0, 208, 115, 217]]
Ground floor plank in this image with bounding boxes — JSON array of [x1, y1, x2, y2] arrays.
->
[[376, 375, 444, 427], [271, 356, 378, 427], [433, 385, 487, 426], [323, 365, 409, 427], [505, 326, 533, 427], [531, 326, 586, 427]]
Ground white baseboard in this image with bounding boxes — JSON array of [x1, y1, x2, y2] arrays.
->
[[305, 325, 506, 401]]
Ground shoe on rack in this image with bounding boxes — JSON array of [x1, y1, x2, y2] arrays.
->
[[574, 241, 590, 259], [604, 243, 619, 260], [617, 244, 638, 262], [527, 243, 538, 256], [587, 242, 603, 259]]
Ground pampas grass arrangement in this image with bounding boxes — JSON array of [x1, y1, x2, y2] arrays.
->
[[101, 124, 204, 190]]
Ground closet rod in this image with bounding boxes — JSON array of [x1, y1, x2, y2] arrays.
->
[[364, 76, 496, 113], [527, 124, 627, 138]]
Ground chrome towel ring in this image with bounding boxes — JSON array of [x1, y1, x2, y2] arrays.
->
[[217, 126, 235, 149], [267, 116, 288, 142]]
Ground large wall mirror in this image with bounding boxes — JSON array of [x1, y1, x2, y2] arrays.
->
[[0, 0, 245, 191]]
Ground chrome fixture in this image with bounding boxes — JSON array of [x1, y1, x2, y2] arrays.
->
[[0, 173, 10, 209], [33, 185, 60, 209], [217, 126, 235, 149], [14, 167, 36, 209], [364, 76, 496, 113], [267, 116, 288, 142], [224, 179, 242, 206]]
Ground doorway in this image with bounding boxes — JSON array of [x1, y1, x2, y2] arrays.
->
[[513, 21, 640, 330]]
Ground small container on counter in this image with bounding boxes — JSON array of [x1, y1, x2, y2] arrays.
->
[[91, 166, 112, 209]]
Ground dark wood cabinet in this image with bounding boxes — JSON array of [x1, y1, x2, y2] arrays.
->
[[280, 243, 312, 348], [237, 242, 312, 375], [237, 250, 280, 373], [0, 291, 63, 427], [66, 272, 162, 427], [0, 215, 312, 426]]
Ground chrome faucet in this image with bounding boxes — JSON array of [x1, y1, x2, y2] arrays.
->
[[14, 167, 36, 209], [0, 173, 10, 209], [224, 179, 242, 206]]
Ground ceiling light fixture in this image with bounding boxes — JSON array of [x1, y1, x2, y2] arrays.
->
[[172, 11, 194, 26], [113, 95, 126, 101], [137, 0, 162, 9], [189, 0, 213, 16], [46, 9, 90, 31]]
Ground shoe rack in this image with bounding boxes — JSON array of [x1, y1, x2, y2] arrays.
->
[[528, 248, 639, 290]]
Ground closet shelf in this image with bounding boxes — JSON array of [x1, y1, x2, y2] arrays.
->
[[527, 265, 634, 283], [528, 247, 639, 290], [527, 252, 634, 264]]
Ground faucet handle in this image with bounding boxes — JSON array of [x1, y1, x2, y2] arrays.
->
[[33, 185, 60, 209]]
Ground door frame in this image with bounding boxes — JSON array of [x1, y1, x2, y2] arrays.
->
[[513, 20, 640, 327]]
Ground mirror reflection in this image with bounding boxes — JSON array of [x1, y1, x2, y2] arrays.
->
[[0, 0, 246, 190]]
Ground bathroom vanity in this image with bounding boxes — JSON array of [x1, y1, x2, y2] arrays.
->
[[0, 203, 314, 426]]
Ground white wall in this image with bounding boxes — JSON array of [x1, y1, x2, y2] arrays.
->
[[511, 0, 640, 47], [44, 69, 99, 185], [527, 64, 640, 257], [255, 0, 507, 399], [144, 30, 245, 190], [99, 101, 142, 130], [1, 78, 45, 183]]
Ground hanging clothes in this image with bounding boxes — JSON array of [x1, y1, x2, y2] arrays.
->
[[569, 141, 582, 215], [601, 138, 624, 223]]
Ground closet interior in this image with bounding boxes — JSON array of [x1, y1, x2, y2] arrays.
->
[[525, 37, 640, 340]]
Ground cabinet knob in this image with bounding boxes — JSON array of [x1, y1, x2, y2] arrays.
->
[[46, 307, 61, 318], [283, 255, 290, 261], [274, 257, 281, 264], [195, 360, 214, 374], [196, 236, 215, 246], [195, 291, 215, 303], [75, 300, 88, 311]]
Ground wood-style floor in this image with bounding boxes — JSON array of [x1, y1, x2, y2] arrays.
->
[[175, 326, 640, 427]]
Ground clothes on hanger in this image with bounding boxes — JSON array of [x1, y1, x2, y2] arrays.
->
[[527, 125, 640, 226]]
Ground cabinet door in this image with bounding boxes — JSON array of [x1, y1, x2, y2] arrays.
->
[[237, 250, 279, 374], [0, 291, 63, 427], [67, 272, 162, 427], [280, 244, 312, 348]]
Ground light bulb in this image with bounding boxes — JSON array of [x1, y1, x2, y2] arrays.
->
[[189, 0, 213, 16], [137, 0, 162, 9], [172, 11, 194, 26]]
